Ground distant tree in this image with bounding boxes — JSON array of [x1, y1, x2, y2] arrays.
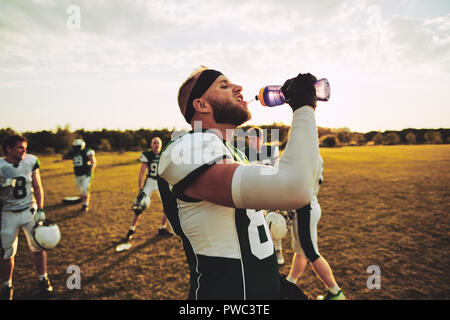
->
[[424, 131, 443, 144], [334, 128, 352, 144], [364, 131, 379, 143], [350, 132, 366, 146], [98, 138, 112, 151], [320, 134, 340, 148], [372, 132, 384, 145], [317, 126, 333, 138], [405, 132, 416, 144], [382, 132, 401, 145], [54, 125, 75, 153]]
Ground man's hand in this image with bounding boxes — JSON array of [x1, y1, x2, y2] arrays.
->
[[136, 189, 146, 204], [281, 73, 317, 111], [34, 209, 46, 224]]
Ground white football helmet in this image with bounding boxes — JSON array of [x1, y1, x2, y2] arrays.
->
[[32, 220, 61, 250], [131, 193, 150, 215], [265, 211, 288, 241], [72, 138, 86, 150]]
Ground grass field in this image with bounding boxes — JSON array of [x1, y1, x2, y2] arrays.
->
[[10, 144, 450, 300]]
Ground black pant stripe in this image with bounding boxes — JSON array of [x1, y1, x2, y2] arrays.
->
[[296, 204, 320, 262]]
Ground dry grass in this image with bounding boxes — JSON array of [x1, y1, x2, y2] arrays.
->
[[10, 145, 450, 300]]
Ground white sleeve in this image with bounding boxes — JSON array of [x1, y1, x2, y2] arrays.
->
[[232, 107, 320, 210], [139, 153, 148, 163], [158, 132, 232, 189], [87, 149, 95, 156]]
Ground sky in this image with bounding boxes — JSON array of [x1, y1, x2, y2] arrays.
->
[[0, 0, 449, 133]]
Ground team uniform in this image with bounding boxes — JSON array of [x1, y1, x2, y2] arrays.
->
[[158, 130, 280, 300], [63, 148, 95, 195], [0, 155, 42, 260], [290, 155, 324, 262], [140, 150, 160, 200]]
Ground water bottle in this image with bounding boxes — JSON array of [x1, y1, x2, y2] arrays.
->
[[255, 78, 330, 107]]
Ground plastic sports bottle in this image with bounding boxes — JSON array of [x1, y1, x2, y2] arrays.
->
[[255, 78, 330, 107]]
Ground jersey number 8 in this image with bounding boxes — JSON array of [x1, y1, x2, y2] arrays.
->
[[13, 177, 27, 199], [247, 211, 274, 260]]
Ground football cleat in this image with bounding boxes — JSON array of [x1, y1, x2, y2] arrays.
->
[[81, 204, 89, 212], [126, 229, 135, 242], [1, 285, 13, 300], [38, 277, 54, 296], [317, 289, 346, 300], [276, 249, 285, 265], [158, 228, 173, 237]]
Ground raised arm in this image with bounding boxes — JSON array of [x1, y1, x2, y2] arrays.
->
[[184, 73, 319, 210], [184, 107, 318, 210]]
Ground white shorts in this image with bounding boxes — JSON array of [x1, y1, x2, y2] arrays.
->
[[142, 178, 159, 199], [290, 200, 321, 262], [1, 204, 42, 259], [75, 174, 92, 195]]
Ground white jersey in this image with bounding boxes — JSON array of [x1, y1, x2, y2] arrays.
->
[[0, 154, 39, 211], [158, 130, 279, 300]]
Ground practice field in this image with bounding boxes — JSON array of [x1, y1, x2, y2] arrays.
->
[[10, 145, 450, 300]]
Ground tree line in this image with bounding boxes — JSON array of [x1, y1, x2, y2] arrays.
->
[[0, 125, 448, 156]]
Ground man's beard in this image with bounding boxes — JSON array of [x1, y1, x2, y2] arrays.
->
[[208, 97, 251, 126]]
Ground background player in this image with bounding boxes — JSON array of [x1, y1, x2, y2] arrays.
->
[[243, 127, 286, 265], [286, 155, 346, 300], [125, 137, 171, 241], [0, 135, 53, 300], [60, 138, 96, 212], [244, 126, 279, 167]]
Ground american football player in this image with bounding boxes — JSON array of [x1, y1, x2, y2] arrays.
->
[[0, 135, 54, 300], [286, 155, 345, 300], [157, 67, 319, 300], [60, 138, 96, 212], [125, 137, 171, 241]]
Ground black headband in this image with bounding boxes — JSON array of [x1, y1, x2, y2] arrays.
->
[[184, 69, 223, 124]]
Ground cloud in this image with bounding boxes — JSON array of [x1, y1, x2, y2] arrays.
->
[[0, 1, 448, 88]]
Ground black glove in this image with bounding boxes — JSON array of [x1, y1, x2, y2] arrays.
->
[[136, 189, 146, 204], [281, 73, 317, 111]]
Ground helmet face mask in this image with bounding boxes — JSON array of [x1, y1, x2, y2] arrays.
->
[[131, 195, 150, 215], [32, 220, 61, 250], [265, 211, 288, 241], [72, 139, 86, 150]]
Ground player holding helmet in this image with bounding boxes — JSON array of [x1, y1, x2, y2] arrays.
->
[[0, 135, 54, 300], [125, 137, 171, 242]]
